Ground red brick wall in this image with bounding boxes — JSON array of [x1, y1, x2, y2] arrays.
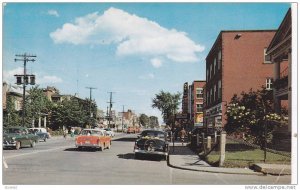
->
[[222, 31, 275, 102]]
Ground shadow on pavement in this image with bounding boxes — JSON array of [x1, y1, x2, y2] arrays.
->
[[64, 148, 97, 152], [117, 153, 165, 162], [113, 137, 137, 142]]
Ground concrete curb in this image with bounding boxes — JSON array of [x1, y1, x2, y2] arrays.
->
[[167, 154, 263, 175]]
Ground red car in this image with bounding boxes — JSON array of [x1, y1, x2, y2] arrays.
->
[[75, 129, 111, 151]]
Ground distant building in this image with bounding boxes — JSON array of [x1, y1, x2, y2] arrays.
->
[[181, 81, 205, 129], [205, 30, 276, 129], [189, 81, 206, 128]]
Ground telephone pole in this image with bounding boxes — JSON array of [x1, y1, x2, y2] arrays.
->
[[107, 92, 115, 128], [121, 105, 125, 132], [86, 87, 97, 117], [14, 53, 36, 128]]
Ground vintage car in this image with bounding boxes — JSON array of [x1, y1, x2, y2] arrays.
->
[[3, 127, 39, 150], [134, 129, 169, 160], [127, 127, 136, 134], [104, 128, 115, 137], [28, 128, 49, 142], [75, 129, 111, 151]]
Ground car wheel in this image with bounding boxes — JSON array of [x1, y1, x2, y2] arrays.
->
[[15, 141, 21, 150], [99, 143, 104, 151], [77, 146, 82, 151], [31, 141, 35, 148], [44, 138, 47, 142]]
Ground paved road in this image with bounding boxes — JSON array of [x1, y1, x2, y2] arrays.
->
[[3, 133, 291, 185]]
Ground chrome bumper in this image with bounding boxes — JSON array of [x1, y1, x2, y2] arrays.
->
[[134, 149, 168, 156], [75, 143, 100, 148]]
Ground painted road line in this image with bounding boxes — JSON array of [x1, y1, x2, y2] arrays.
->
[[4, 145, 73, 160]]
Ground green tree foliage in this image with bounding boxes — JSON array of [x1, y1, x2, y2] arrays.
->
[[3, 96, 22, 127], [152, 90, 181, 125], [139, 113, 149, 127], [149, 116, 159, 128], [50, 96, 98, 130], [225, 88, 288, 148], [25, 86, 53, 127]]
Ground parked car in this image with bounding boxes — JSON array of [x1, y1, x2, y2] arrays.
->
[[3, 127, 39, 150], [28, 128, 49, 142], [104, 128, 115, 137], [134, 129, 169, 160], [127, 127, 136, 134], [75, 129, 111, 151]]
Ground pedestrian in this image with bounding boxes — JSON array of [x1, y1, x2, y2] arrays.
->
[[178, 127, 187, 145], [63, 128, 68, 139], [71, 127, 75, 138]]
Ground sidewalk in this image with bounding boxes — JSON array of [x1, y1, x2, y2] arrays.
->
[[167, 143, 291, 175]]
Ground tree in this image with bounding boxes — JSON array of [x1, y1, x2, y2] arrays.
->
[[225, 88, 288, 148], [139, 114, 149, 127], [149, 116, 159, 128], [152, 91, 181, 125], [25, 86, 53, 127], [3, 96, 22, 127]]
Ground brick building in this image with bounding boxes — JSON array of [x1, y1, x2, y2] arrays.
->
[[181, 81, 205, 129], [204, 30, 276, 129]]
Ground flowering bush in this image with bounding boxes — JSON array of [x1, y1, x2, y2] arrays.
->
[[225, 88, 288, 148]]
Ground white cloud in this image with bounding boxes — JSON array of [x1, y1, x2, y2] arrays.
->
[[151, 58, 162, 68], [3, 67, 63, 85], [48, 10, 59, 17], [50, 7, 205, 63], [3, 67, 24, 84], [38, 75, 63, 84]]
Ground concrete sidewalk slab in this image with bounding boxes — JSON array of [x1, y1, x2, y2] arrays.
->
[[168, 145, 262, 175], [251, 163, 291, 175]]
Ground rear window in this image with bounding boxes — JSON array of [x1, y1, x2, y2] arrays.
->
[[141, 131, 165, 138]]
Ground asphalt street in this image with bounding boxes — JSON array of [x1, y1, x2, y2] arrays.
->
[[3, 133, 291, 185]]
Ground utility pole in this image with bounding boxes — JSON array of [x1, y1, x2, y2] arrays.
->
[[86, 87, 97, 117], [121, 105, 125, 132], [107, 92, 115, 128], [14, 53, 36, 128], [86, 87, 97, 128]]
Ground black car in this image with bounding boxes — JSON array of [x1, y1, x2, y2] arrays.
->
[[134, 130, 169, 160]]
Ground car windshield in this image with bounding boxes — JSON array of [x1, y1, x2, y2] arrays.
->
[[6, 128, 23, 134], [141, 131, 165, 138], [81, 130, 101, 136]]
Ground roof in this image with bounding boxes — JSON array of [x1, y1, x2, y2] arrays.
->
[[206, 30, 277, 60]]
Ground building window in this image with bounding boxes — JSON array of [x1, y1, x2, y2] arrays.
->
[[210, 64, 212, 79], [207, 68, 209, 80], [196, 88, 203, 99], [218, 50, 222, 70], [218, 80, 222, 99], [214, 84, 217, 101], [264, 48, 271, 63], [207, 91, 209, 106], [196, 103, 203, 112], [210, 88, 213, 104], [266, 78, 273, 90], [213, 58, 216, 75]]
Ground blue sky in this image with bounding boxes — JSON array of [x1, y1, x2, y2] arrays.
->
[[2, 3, 291, 123]]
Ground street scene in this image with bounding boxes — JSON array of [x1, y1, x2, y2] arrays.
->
[[2, 2, 297, 189]]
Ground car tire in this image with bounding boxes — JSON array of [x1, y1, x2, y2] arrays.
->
[[31, 141, 35, 148], [15, 141, 21, 150], [99, 143, 104, 151], [77, 146, 82, 151], [44, 138, 47, 142]]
